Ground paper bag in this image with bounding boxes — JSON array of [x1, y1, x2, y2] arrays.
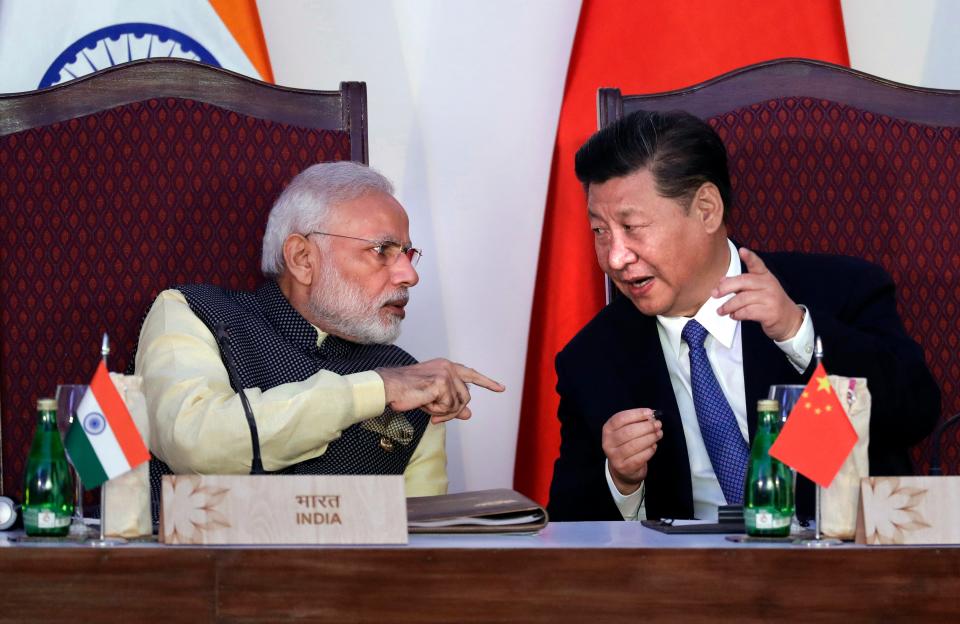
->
[[819, 375, 870, 539], [102, 373, 152, 538]]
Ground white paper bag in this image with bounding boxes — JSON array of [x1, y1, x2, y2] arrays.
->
[[820, 375, 870, 539], [102, 373, 152, 538]]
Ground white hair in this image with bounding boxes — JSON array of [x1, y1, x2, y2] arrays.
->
[[260, 161, 395, 277]]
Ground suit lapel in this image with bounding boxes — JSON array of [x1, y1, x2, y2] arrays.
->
[[739, 252, 808, 440], [606, 301, 694, 519]]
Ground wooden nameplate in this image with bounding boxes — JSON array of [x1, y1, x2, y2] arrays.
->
[[159, 474, 407, 545], [855, 476, 960, 545]]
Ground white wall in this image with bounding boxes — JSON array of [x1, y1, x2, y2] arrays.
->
[[843, 0, 960, 89], [258, 0, 581, 492]]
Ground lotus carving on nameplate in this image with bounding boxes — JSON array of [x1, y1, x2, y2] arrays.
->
[[861, 477, 930, 545], [165, 475, 231, 544]]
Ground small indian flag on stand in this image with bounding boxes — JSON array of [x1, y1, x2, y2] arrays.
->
[[65, 361, 150, 489]]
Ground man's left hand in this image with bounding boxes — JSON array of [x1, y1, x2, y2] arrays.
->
[[713, 247, 804, 341]]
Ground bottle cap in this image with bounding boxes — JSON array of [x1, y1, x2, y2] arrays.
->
[[757, 399, 779, 412], [37, 398, 56, 411]]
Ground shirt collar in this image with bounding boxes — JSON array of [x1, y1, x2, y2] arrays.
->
[[657, 239, 740, 357], [313, 326, 330, 348]]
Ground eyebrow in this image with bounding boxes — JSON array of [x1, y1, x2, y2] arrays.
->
[[370, 234, 412, 246], [587, 206, 639, 221]]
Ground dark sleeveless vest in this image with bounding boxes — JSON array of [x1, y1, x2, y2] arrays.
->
[[148, 280, 430, 505]]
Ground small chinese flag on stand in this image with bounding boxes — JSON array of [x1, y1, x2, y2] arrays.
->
[[770, 363, 859, 487], [65, 361, 150, 489]]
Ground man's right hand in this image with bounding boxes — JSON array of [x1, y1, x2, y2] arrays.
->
[[603, 408, 663, 495], [376, 359, 505, 424]]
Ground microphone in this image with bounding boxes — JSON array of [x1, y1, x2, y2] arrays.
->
[[928, 412, 960, 476], [216, 323, 265, 475]]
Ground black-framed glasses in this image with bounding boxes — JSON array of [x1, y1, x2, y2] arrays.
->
[[305, 231, 422, 267]]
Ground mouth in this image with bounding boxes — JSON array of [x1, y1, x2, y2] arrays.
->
[[620, 276, 655, 296], [382, 297, 408, 319]]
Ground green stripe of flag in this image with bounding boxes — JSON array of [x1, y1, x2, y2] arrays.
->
[[65, 421, 109, 490]]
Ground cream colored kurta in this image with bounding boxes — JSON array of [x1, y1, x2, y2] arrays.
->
[[134, 289, 447, 497]]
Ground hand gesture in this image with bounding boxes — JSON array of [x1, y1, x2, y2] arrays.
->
[[602, 408, 662, 495], [376, 359, 505, 424], [714, 247, 804, 341]]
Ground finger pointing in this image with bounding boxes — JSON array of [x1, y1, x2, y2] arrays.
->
[[738, 247, 768, 275], [456, 365, 505, 392]]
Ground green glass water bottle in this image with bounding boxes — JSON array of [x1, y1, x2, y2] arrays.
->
[[743, 399, 795, 537], [22, 398, 74, 536]]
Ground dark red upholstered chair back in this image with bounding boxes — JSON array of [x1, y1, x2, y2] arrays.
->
[[599, 58, 960, 474], [0, 59, 368, 500]]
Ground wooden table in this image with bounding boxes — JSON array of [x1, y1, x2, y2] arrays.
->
[[3, 522, 958, 623]]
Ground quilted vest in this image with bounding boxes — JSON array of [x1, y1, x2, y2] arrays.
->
[[148, 280, 429, 504]]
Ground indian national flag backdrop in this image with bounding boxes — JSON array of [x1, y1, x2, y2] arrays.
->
[[65, 362, 150, 489], [0, 0, 272, 93]]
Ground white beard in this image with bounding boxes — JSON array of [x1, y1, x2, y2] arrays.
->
[[307, 260, 407, 345]]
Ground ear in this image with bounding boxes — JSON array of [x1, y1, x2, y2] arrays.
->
[[282, 234, 317, 286], [690, 182, 725, 234]]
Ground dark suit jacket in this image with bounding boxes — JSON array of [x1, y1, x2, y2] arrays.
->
[[547, 252, 941, 521]]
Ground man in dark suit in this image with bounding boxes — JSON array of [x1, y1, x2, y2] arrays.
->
[[547, 110, 940, 522]]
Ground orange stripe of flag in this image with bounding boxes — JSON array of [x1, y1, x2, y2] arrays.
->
[[209, 0, 275, 83], [90, 361, 150, 466]]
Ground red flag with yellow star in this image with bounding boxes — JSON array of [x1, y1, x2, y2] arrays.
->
[[769, 363, 859, 487]]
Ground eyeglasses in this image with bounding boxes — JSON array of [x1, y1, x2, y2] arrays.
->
[[305, 231, 422, 267]]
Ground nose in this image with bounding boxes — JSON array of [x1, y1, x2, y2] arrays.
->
[[606, 231, 638, 271], [391, 252, 419, 287]]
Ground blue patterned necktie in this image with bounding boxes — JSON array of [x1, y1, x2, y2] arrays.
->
[[681, 319, 750, 505]]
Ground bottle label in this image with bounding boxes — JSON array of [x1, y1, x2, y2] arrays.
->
[[25, 508, 71, 529], [746, 509, 791, 530]]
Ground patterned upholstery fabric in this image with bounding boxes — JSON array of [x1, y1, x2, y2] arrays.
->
[[0, 98, 351, 500], [709, 97, 959, 473]]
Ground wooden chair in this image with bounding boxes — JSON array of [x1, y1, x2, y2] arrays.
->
[[598, 58, 960, 473], [0, 59, 368, 501]]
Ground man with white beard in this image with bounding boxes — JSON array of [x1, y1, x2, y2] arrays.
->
[[135, 161, 503, 498]]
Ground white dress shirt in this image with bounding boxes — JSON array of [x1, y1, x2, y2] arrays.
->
[[606, 240, 814, 521]]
